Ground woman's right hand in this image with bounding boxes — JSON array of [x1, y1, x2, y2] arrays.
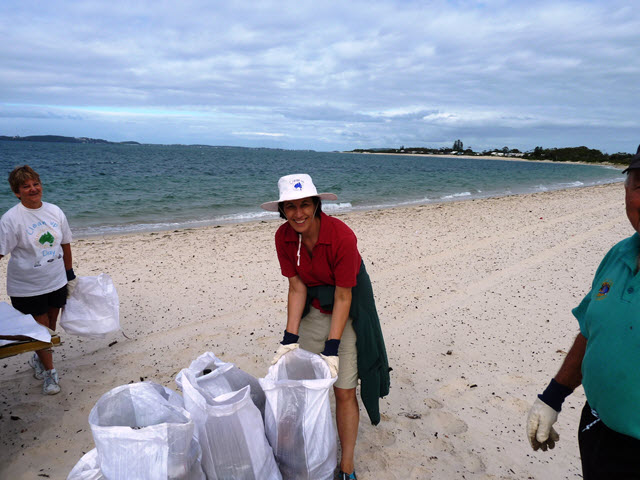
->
[[271, 330, 300, 365], [271, 343, 299, 365]]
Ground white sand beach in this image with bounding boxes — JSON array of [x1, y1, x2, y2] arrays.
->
[[0, 181, 631, 479]]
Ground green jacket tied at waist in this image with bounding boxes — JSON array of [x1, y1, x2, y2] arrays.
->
[[303, 260, 391, 425]]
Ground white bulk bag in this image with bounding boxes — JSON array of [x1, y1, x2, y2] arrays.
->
[[259, 348, 338, 480], [175, 351, 266, 418], [60, 274, 120, 338], [67, 449, 104, 480], [88, 382, 204, 480], [179, 370, 281, 480]]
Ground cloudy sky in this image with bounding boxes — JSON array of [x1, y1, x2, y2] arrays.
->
[[1, 1, 638, 153]]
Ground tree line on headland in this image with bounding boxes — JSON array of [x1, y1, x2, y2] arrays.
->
[[0, 135, 140, 145], [349, 139, 633, 165]]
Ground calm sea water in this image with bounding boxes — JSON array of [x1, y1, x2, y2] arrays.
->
[[0, 141, 624, 237]]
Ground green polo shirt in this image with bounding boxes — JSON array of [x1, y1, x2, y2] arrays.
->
[[572, 233, 640, 439]]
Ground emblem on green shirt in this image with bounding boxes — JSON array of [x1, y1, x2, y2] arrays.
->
[[596, 280, 612, 299]]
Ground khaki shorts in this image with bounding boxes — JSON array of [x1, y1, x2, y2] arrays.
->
[[298, 307, 358, 389]]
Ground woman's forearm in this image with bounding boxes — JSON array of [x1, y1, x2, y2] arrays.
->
[[329, 286, 352, 340], [554, 333, 587, 390], [61, 243, 73, 271], [286, 276, 307, 335]]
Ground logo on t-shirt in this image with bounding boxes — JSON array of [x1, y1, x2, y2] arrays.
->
[[39, 231, 54, 246], [29, 223, 59, 267], [596, 280, 612, 300]]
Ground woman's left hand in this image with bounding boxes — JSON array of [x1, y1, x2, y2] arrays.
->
[[66, 277, 78, 298], [66, 267, 77, 298], [320, 354, 339, 378]]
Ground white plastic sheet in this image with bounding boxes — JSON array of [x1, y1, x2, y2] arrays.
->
[[0, 301, 51, 346], [60, 274, 120, 338], [259, 348, 338, 480], [175, 351, 266, 418], [67, 449, 104, 480], [88, 382, 205, 480], [179, 370, 282, 480]]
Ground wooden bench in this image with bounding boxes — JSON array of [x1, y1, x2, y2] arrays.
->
[[0, 334, 61, 360]]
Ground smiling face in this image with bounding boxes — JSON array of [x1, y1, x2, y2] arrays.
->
[[625, 170, 640, 234], [16, 178, 43, 209], [281, 196, 319, 235]]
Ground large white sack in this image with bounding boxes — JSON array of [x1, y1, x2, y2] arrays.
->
[[67, 449, 104, 480], [179, 370, 281, 480], [60, 274, 120, 338], [175, 351, 266, 418], [259, 348, 338, 480], [88, 382, 204, 480]]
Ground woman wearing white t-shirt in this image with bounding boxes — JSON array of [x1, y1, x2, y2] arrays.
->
[[0, 165, 77, 395]]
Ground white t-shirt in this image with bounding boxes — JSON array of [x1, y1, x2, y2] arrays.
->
[[0, 202, 73, 297]]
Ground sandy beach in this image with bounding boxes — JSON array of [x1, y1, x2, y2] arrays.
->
[[0, 181, 631, 480]]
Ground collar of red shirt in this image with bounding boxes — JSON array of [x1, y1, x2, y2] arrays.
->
[[283, 211, 332, 246]]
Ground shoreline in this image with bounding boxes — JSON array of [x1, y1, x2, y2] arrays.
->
[[0, 181, 632, 479], [73, 179, 624, 240]]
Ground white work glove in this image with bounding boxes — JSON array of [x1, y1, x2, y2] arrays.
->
[[271, 343, 299, 365], [66, 277, 79, 298], [527, 397, 560, 451], [320, 354, 339, 378]]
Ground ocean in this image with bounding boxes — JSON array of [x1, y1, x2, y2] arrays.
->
[[0, 141, 624, 237]]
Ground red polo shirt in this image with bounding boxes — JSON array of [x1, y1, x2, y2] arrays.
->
[[275, 212, 362, 290]]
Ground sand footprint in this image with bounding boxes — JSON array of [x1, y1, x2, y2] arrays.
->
[[461, 449, 486, 474], [427, 410, 469, 435]]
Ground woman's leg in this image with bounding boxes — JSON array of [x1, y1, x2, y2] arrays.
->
[[46, 306, 60, 333], [33, 306, 60, 371], [32, 312, 54, 371], [335, 386, 359, 474]]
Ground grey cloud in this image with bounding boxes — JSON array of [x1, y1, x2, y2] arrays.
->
[[0, 0, 639, 153]]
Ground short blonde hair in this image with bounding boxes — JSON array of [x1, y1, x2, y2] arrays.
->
[[8, 165, 40, 194]]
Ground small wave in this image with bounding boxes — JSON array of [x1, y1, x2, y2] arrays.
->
[[557, 181, 584, 187], [440, 191, 472, 200], [214, 210, 277, 222], [323, 202, 353, 212]]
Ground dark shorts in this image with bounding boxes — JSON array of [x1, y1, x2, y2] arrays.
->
[[578, 401, 640, 480], [11, 285, 68, 317]]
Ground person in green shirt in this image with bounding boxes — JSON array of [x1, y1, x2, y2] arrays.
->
[[526, 145, 640, 478]]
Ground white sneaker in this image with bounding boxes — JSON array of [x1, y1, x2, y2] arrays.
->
[[42, 369, 60, 395], [28, 353, 45, 380]]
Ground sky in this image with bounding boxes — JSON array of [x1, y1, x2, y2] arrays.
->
[[1, 1, 639, 153]]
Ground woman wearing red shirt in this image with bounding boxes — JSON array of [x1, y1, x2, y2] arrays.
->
[[261, 173, 361, 480]]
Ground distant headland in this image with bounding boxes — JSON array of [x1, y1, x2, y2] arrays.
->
[[348, 141, 634, 166], [0, 135, 140, 145]]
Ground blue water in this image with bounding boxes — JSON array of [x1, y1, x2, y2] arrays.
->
[[0, 141, 624, 237]]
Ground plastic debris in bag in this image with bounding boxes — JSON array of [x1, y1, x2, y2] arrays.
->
[[60, 274, 120, 338], [259, 348, 338, 480], [179, 369, 282, 480], [88, 382, 205, 480], [175, 351, 266, 418], [67, 449, 104, 480]]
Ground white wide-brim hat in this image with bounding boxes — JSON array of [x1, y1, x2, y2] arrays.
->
[[260, 173, 338, 212]]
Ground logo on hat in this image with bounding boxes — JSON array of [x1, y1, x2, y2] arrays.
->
[[596, 280, 612, 299], [290, 178, 304, 190]]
